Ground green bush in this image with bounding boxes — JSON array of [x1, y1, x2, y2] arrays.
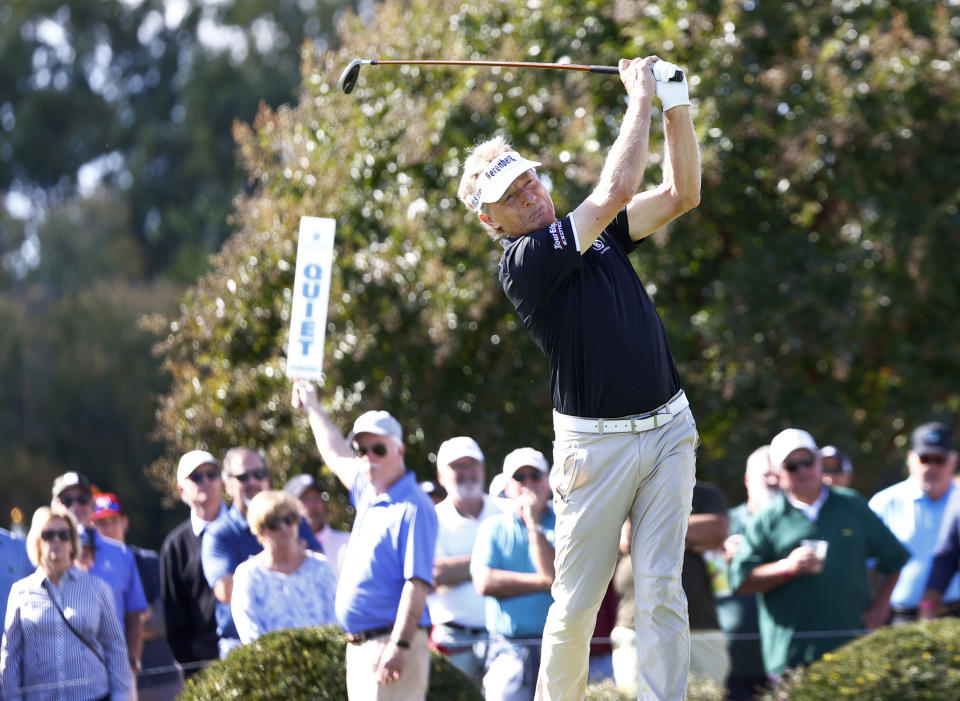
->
[[177, 625, 482, 700], [760, 619, 960, 700]]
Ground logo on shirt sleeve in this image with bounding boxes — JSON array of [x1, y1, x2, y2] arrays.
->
[[549, 221, 568, 250]]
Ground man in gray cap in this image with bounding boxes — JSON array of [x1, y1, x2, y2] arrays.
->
[[160, 450, 227, 676], [52, 471, 147, 680], [284, 473, 350, 572], [292, 380, 437, 701], [428, 436, 506, 682]]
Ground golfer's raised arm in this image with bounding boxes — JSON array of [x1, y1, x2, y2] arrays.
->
[[570, 56, 656, 253], [291, 378, 356, 488], [627, 66, 701, 240]]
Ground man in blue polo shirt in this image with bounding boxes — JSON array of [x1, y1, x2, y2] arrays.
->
[[457, 57, 701, 701], [201, 447, 320, 657], [293, 380, 438, 701], [472, 447, 555, 701], [52, 471, 147, 680]]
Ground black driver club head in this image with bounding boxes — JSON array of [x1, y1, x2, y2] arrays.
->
[[338, 60, 363, 94]]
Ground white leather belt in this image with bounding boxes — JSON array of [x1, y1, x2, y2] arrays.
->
[[553, 391, 689, 434]]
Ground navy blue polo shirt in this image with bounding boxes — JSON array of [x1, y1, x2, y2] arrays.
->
[[499, 210, 679, 418]]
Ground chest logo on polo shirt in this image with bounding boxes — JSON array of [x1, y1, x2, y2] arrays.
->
[[591, 239, 610, 254], [549, 221, 568, 250]]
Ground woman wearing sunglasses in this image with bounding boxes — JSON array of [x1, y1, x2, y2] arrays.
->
[[1, 506, 131, 701], [231, 491, 337, 644]]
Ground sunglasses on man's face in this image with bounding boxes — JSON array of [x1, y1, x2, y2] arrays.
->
[[920, 454, 948, 466], [513, 470, 543, 484], [59, 493, 91, 508], [188, 469, 220, 484], [783, 456, 816, 473], [353, 442, 388, 458], [40, 529, 72, 542], [264, 513, 299, 531], [231, 467, 269, 483]]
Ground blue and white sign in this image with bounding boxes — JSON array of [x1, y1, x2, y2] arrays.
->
[[285, 216, 335, 381]]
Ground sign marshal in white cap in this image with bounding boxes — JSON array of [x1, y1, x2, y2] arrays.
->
[[469, 151, 542, 210]]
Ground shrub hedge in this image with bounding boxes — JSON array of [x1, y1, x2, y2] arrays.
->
[[177, 625, 482, 700], [760, 619, 960, 700]]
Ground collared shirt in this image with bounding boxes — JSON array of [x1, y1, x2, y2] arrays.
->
[[499, 209, 680, 418], [315, 524, 350, 574], [785, 486, 829, 521], [201, 505, 321, 639], [428, 496, 506, 629], [88, 529, 148, 634], [1, 566, 132, 701], [0, 529, 33, 630], [191, 503, 227, 538], [335, 469, 438, 634], [869, 479, 960, 607], [729, 488, 909, 676], [470, 507, 556, 639]]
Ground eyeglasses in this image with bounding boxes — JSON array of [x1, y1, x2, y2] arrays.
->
[[821, 465, 843, 475], [264, 513, 299, 531], [59, 493, 91, 507], [188, 469, 221, 484], [513, 470, 543, 484], [919, 454, 948, 466], [354, 443, 388, 458], [40, 529, 72, 542], [230, 467, 269, 483], [784, 456, 816, 473]]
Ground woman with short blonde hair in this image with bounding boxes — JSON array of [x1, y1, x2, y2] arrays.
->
[[2, 506, 132, 700], [232, 490, 337, 643]]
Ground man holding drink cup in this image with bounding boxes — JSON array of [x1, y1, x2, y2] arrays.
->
[[729, 428, 909, 679]]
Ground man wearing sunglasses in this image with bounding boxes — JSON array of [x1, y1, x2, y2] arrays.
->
[[292, 380, 438, 701], [909, 424, 960, 621], [51, 471, 148, 682], [160, 450, 228, 677], [729, 429, 908, 679], [471, 447, 555, 701], [201, 447, 320, 658]]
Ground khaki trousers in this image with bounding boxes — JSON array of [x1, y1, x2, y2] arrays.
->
[[345, 628, 430, 701], [536, 404, 698, 701]]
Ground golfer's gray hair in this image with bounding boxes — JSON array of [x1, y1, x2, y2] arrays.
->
[[458, 135, 515, 235]]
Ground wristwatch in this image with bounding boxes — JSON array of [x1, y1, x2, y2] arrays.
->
[[392, 639, 411, 649], [130, 657, 142, 673]]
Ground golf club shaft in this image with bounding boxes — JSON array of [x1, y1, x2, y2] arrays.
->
[[363, 59, 618, 74]]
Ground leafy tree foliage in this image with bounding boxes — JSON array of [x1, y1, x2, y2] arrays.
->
[[151, 0, 959, 513]]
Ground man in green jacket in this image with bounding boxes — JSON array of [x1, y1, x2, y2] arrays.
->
[[729, 428, 909, 678]]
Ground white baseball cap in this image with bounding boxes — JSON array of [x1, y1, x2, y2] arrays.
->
[[348, 410, 403, 443], [502, 447, 550, 478], [468, 151, 542, 209], [769, 429, 818, 467], [176, 450, 221, 484], [436, 436, 485, 469]]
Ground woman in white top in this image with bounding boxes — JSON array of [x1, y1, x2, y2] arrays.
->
[[232, 491, 337, 644], [1, 506, 131, 701]]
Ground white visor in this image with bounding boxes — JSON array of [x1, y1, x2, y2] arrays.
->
[[469, 151, 542, 209]]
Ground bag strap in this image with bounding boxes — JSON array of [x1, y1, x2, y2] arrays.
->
[[42, 578, 108, 671]]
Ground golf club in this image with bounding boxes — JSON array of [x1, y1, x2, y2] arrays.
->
[[337, 59, 683, 94]]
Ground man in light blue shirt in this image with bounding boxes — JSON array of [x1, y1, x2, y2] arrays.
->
[[52, 471, 147, 677], [0, 528, 32, 629], [294, 380, 438, 701], [471, 447, 555, 701], [870, 422, 960, 623]]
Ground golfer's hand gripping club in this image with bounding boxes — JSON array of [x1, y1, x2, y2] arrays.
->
[[652, 60, 690, 111]]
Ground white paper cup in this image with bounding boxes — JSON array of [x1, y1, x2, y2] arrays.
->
[[801, 538, 829, 571]]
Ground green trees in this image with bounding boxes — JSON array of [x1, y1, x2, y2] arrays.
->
[[151, 0, 960, 507]]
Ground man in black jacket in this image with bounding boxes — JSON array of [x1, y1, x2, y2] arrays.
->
[[160, 450, 226, 677]]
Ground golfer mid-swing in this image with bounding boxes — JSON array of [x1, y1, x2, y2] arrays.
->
[[457, 56, 701, 700]]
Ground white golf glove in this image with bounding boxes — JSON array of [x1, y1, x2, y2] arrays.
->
[[651, 60, 690, 112]]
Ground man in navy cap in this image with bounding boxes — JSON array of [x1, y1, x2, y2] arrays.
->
[[284, 473, 350, 572]]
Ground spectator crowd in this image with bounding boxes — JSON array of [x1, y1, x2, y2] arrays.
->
[[1, 409, 958, 700]]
